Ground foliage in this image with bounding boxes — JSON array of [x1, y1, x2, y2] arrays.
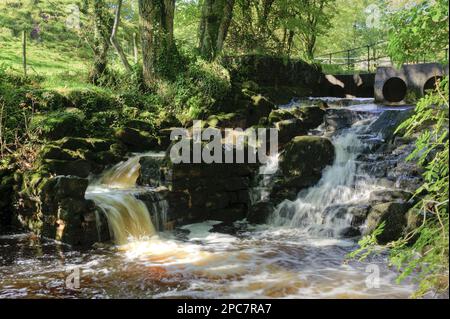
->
[[350, 77, 449, 298], [387, 0, 449, 64]]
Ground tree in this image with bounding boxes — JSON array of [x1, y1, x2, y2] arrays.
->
[[138, 0, 176, 87], [198, 0, 235, 60], [110, 0, 132, 73], [88, 0, 113, 84], [277, 0, 335, 60]]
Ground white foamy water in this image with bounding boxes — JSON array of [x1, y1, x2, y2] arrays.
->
[[270, 118, 383, 237]]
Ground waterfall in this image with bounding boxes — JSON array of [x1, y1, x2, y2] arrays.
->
[[271, 119, 378, 237], [85, 153, 167, 245], [250, 153, 280, 204]]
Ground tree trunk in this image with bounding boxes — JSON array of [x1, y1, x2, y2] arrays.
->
[[138, 0, 176, 87], [89, 0, 112, 84], [198, 0, 235, 61], [133, 32, 138, 64], [110, 0, 132, 73]]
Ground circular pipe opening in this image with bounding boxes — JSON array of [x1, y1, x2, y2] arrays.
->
[[423, 76, 443, 95], [382, 77, 407, 103]]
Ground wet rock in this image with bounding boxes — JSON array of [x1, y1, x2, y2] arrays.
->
[[211, 222, 241, 235], [369, 189, 413, 205], [364, 202, 411, 244], [348, 205, 371, 227], [293, 106, 326, 130], [280, 136, 335, 179], [368, 109, 414, 142], [339, 227, 361, 238], [325, 109, 355, 131], [276, 119, 307, 144], [137, 156, 166, 187], [247, 202, 274, 224], [115, 127, 157, 152]]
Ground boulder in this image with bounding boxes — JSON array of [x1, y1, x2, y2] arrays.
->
[[293, 106, 326, 130], [364, 202, 411, 244], [30, 111, 85, 140], [115, 127, 157, 152], [246, 95, 275, 126], [280, 136, 335, 178], [39, 146, 79, 161], [268, 109, 297, 124], [339, 227, 361, 238], [325, 109, 355, 131], [276, 119, 307, 144], [368, 109, 414, 141], [247, 202, 274, 224]]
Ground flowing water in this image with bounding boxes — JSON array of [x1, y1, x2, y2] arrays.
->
[[0, 100, 418, 299]]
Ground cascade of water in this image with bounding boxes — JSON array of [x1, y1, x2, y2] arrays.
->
[[86, 153, 168, 245], [271, 119, 379, 237], [250, 153, 280, 204]]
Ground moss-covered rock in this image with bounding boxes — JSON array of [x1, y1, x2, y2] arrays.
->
[[41, 159, 92, 178], [39, 145, 80, 161], [115, 127, 158, 152], [276, 119, 307, 144], [293, 106, 326, 130], [206, 112, 246, 128], [30, 111, 85, 140], [280, 136, 335, 178], [268, 109, 297, 124]]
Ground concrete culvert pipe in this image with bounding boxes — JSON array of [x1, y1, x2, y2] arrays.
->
[[423, 76, 443, 95], [382, 77, 407, 103]]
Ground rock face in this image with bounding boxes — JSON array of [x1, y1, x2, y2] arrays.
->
[[364, 202, 411, 244], [14, 175, 104, 246], [161, 162, 257, 224], [0, 168, 14, 230]]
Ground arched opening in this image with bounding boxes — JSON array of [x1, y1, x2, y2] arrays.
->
[[423, 76, 443, 95], [382, 77, 407, 103]]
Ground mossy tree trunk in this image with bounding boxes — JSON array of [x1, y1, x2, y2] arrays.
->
[[138, 0, 176, 88], [89, 0, 113, 84], [198, 0, 235, 61]]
